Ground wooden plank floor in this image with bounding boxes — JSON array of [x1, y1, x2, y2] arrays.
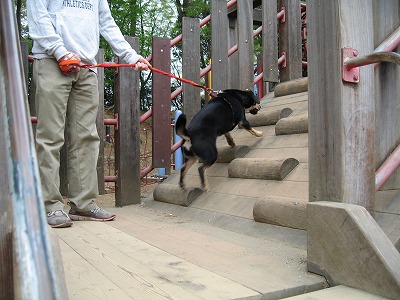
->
[[54, 201, 326, 300], [56, 221, 258, 300]]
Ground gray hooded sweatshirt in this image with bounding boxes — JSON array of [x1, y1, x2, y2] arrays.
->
[[27, 0, 142, 65]]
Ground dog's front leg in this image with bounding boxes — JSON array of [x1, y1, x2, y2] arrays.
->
[[224, 132, 235, 147], [239, 120, 263, 137]]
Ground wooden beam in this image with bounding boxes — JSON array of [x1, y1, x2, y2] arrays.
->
[[211, 0, 228, 90], [278, 0, 302, 82], [308, 202, 400, 299], [182, 17, 201, 123], [263, 0, 279, 83], [152, 37, 171, 172], [308, 0, 375, 213], [114, 37, 141, 206], [373, 1, 400, 190], [237, 0, 254, 91]]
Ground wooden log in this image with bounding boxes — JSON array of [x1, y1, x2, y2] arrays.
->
[[253, 197, 307, 230], [275, 111, 308, 135], [247, 107, 293, 127], [274, 77, 308, 97], [228, 157, 299, 180], [216, 145, 251, 163], [308, 202, 400, 299], [153, 183, 203, 207]]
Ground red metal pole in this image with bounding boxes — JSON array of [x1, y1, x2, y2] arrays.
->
[[375, 144, 400, 191]]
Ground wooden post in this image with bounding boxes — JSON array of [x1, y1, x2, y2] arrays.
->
[[182, 17, 201, 123], [152, 37, 171, 173], [373, 1, 400, 190], [0, 50, 13, 300], [262, 0, 279, 83], [96, 49, 105, 195], [211, 0, 228, 91], [308, 0, 375, 214], [228, 16, 239, 89], [114, 36, 141, 206], [278, 0, 302, 82], [237, 0, 254, 91]]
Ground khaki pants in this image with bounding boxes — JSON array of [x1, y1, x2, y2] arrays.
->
[[33, 58, 99, 213]]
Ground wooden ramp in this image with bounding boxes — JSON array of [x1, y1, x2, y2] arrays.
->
[[154, 91, 310, 230]]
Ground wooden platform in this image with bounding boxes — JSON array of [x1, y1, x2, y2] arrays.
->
[[55, 201, 326, 300]]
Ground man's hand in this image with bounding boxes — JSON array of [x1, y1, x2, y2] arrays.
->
[[134, 57, 151, 71], [58, 52, 81, 75]]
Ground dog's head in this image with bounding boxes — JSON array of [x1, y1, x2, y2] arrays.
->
[[242, 90, 261, 115], [220, 89, 261, 115]]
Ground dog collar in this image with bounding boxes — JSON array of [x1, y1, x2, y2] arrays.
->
[[219, 96, 235, 127]]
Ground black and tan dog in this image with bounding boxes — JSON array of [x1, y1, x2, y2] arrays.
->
[[175, 89, 263, 191]]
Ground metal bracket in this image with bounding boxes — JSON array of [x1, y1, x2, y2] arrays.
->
[[279, 6, 286, 23], [342, 47, 359, 83], [281, 52, 287, 68]]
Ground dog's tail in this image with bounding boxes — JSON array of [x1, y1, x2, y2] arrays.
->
[[175, 114, 190, 141]]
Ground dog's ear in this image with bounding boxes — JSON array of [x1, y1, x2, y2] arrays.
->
[[248, 90, 260, 104]]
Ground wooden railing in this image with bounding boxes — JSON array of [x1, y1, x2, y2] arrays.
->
[[24, 0, 307, 207], [0, 0, 68, 298]]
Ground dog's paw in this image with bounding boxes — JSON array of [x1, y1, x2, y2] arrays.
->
[[228, 141, 236, 148], [254, 130, 263, 137]]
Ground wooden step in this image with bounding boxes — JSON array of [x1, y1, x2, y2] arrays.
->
[[153, 183, 203, 206], [246, 107, 293, 127], [275, 110, 308, 135], [253, 196, 307, 230], [228, 157, 299, 180]]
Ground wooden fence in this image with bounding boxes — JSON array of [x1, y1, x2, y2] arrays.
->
[[23, 0, 306, 207]]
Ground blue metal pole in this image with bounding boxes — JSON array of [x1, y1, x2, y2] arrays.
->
[[174, 110, 183, 170]]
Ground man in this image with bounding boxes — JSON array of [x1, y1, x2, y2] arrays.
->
[[27, 0, 151, 228]]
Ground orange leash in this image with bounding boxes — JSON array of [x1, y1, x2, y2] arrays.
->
[[79, 62, 217, 97]]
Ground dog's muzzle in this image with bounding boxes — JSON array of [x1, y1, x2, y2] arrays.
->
[[249, 103, 261, 115]]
